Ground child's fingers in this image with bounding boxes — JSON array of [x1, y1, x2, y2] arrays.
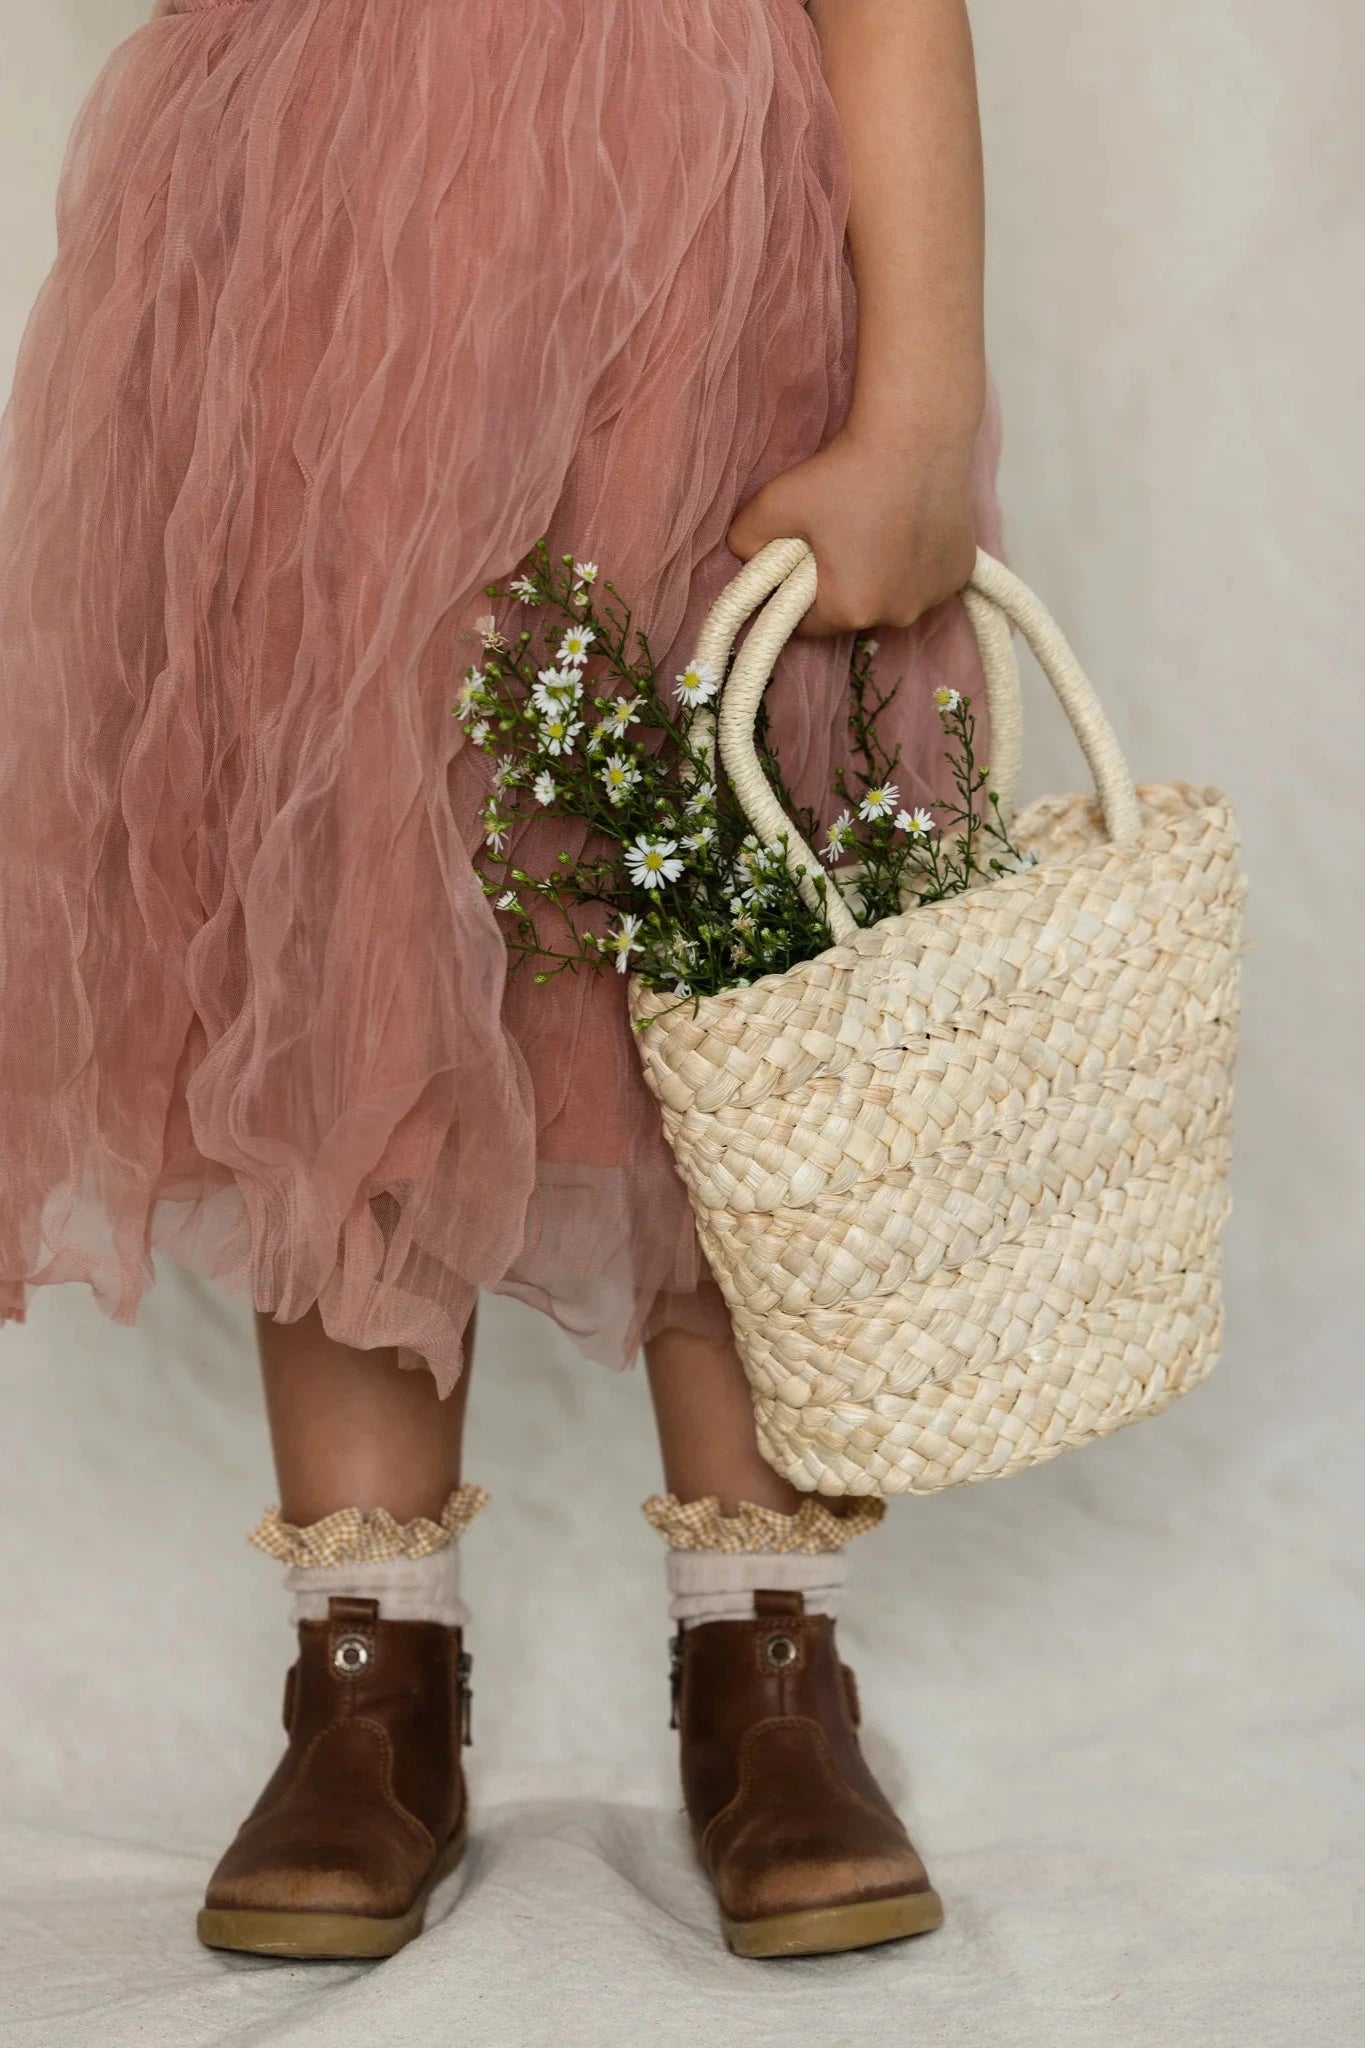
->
[[726, 487, 792, 563]]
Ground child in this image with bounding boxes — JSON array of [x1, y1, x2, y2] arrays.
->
[[0, 0, 998, 1959]]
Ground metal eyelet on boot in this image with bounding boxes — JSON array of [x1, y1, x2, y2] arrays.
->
[[332, 1634, 372, 1677], [764, 1633, 798, 1670]]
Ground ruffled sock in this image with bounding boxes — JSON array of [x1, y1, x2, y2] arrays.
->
[[641, 1493, 885, 1627], [249, 1483, 489, 1629]]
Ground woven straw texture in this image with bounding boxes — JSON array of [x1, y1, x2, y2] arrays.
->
[[631, 546, 1244, 1497]]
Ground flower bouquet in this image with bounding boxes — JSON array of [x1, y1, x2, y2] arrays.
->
[[458, 541, 1027, 1005]]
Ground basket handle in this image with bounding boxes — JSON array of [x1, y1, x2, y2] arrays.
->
[[700, 539, 1141, 944]]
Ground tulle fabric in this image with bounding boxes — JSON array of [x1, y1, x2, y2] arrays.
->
[[0, 0, 1000, 1386]]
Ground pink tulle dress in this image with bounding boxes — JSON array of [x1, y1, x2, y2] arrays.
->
[[0, 0, 1000, 1386]]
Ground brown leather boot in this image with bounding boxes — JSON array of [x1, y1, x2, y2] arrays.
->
[[198, 1596, 471, 1960], [673, 1589, 943, 1958]]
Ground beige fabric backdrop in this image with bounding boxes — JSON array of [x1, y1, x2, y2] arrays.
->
[[1, 4, 1361, 2043]]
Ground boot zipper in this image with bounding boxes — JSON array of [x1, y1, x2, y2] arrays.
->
[[668, 1631, 683, 1731], [457, 1649, 474, 1747]]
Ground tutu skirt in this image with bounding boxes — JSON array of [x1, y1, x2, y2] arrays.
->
[[0, 0, 1000, 1383]]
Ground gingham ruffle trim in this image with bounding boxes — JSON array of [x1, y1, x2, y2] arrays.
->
[[249, 1484, 489, 1567], [641, 1493, 884, 1555]]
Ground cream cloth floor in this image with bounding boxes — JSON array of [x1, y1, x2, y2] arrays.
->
[[1, 1270, 1360, 2048]]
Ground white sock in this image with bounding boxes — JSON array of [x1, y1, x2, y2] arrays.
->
[[287, 1544, 468, 1629], [666, 1548, 847, 1627]]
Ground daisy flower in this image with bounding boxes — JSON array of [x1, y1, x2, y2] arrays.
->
[[731, 840, 768, 902], [558, 624, 596, 666], [685, 779, 717, 815], [896, 806, 935, 838], [496, 890, 521, 913], [573, 560, 599, 585], [532, 666, 582, 715], [601, 753, 642, 804], [455, 672, 487, 719], [858, 637, 880, 657], [483, 808, 511, 855], [532, 770, 557, 807], [934, 686, 962, 714], [538, 711, 583, 758], [626, 835, 684, 891], [468, 718, 491, 749], [509, 575, 540, 603], [822, 809, 855, 864], [475, 614, 505, 651], [606, 913, 642, 974], [672, 981, 693, 1000], [601, 694, 644, 738], [674, 659, 720, 709], [858, 783, 899, 822], [493, 755, 519, 790], [683, 822, 715, 853]]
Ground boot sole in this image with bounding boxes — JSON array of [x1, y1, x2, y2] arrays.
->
[[723, 1885, 944, 1959], [196, 1819, 468, 1961]]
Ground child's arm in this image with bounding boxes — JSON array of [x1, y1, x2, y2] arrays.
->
[[729, 0, 986, 637]]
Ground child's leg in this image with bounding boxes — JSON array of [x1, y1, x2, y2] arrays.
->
[[257, 1304, 473, 1523], [644, 1324, 801, 1516], [198, 1308, 480, 1963], [643, 1303, 942, 1960]]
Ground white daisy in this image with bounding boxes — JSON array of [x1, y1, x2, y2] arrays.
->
[[496, 890, 521, 913], [859, 637, 880, 657], [532, 666, 582, 715], [731, 841, 767, 902], [455, 672, 487, 719], [558, 624, 596, 666], [685, 780, 716, 815], [483, 809, 511, 855], [626, 835, 684, 891], [475, 614, 503, 650], [601, 753, 642, 804], [509, 575, 540, 603], [822, 808, 855, 864], [674, 659, 720, 709], [896, 806, 935, 838], [573, 560, 599, 585], [737, 835, 778, 885], [672, 981, 693, 1000], [493, 755, 519, 790], [601, 694, 644, 738], [468, 718, 491, 749], [606, 913, 643, 974], [934, 686, 962, 714], [532, 770, 557, 807], [683, 822, 715, 854], [859, 783, 900, 822], [538, 711, 583, 757]]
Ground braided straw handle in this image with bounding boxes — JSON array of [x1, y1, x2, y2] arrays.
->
[[698, 538, 1141, 944]]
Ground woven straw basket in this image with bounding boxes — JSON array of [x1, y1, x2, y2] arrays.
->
[[630, 538, 1244, 1496]]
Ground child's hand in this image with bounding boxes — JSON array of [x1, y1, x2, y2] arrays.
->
[[727, 425, 978, 639]]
